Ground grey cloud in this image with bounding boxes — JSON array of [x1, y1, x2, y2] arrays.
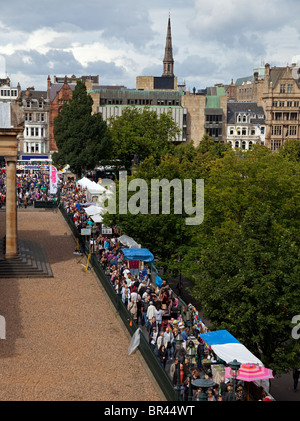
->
[[5, 50, 83, 76], [4, 48, 128, 89], [175, 55, 217, 78], [0, 0, 156, 48], [188, 0, 300, 50]]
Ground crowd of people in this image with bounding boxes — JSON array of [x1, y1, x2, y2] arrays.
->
[[0, 168, 56, 208]]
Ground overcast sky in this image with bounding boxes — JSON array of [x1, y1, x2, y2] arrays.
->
[[1, 0, 300, 92]]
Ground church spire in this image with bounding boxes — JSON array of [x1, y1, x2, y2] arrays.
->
[[162, 15, 174, 77]]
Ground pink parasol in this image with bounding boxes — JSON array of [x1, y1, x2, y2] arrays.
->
[[225, 363, 274, 382]]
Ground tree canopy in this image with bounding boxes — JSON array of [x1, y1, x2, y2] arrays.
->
[[52, 80, 110, 176], [107, 106, 180, 170], [183, 146, 300, 372]]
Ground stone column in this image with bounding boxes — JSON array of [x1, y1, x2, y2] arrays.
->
[[5, 157, 18, 259]]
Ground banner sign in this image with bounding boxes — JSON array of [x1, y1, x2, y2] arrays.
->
[[50, 165, 58, 194], [17, 165, 50, 170], [81, 228, 91, 236]]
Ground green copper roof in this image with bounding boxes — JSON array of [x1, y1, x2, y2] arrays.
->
[[206, 96, 220, 109], [205, 86, 226, 109]]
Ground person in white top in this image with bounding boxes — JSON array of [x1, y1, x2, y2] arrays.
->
[[130, 289, 139, 303], [146, 301, 156, 321]]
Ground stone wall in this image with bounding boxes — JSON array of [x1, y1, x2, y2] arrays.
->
[[181, 92, 206, 146]]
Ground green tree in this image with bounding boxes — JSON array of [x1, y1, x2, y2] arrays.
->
[[52, 80, 110, 177], [108, 106, 180, 171], [196, 133, 231, 158], [184, 148, 300, 373], [279, 139, 300, 161]]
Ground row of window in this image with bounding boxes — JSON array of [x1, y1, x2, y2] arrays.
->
[[25, 100, 45, 108], [272, 112, 298, 121], [236, 113, 264, 123], [280, 84, 293, 93], [206, 128, 222, 137], [271, 125, 297, 136], [229, 127, 264, 136], [99, 98, 180, 106], [24, 113, 46, 122], [229, 140, 255, 150], [0, 89, 18, 97], [272, 101, 299, 107], [271, 139, 282, 151], [24, 142, 46, 154], [25, 127, 46, 138], [206, 115, 222, 123], [238, 87, 252, 94]]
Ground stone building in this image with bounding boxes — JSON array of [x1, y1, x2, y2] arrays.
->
[[226, 101, 266, 150], [229, 62, 300, 150], [87, 85, 188, 142], [18, 87, 50, 160], [262, 63, 300, 150], [204, 85, 228, 143]]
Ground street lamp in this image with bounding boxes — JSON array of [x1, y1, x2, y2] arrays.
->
[[175, 332, 184, 401], [91, 225, 97, 254], [117, 271, 123, 314], [228, 359, 241, 401], [192, 377, 216, 401], [186, 342, 196, 401]]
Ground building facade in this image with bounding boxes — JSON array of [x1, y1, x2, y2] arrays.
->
[[88, 86, 188, 142], [226, 101, 265, 150], [262, 63, 300, 150], [18, 87, 50, 160], [228, 62, 300, 151]]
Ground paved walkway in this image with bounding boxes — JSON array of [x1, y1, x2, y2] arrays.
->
[[0, 209, 161, 401]]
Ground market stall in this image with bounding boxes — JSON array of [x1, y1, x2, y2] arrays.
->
[[200, 330, 263, 366], [121, 248, 163, 286]]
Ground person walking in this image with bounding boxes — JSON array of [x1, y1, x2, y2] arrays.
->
[[164, 326, 175, 360], [146, 301, 157, 324], [293, 368, 300, 391], [127, 298, 138, 324], [155, 305, 164, 331], [158, 344, 168, 369]]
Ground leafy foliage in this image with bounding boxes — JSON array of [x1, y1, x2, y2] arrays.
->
[[107, 106, 180, 170]]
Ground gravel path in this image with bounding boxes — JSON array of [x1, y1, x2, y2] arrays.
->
[[0, 209, 162, 401]]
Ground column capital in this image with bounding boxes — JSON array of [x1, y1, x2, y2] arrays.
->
[[4, 156, 18, 163]]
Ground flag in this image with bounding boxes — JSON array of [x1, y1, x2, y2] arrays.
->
[[258, 125, 264, 134], [50, 165, 58, 194]]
